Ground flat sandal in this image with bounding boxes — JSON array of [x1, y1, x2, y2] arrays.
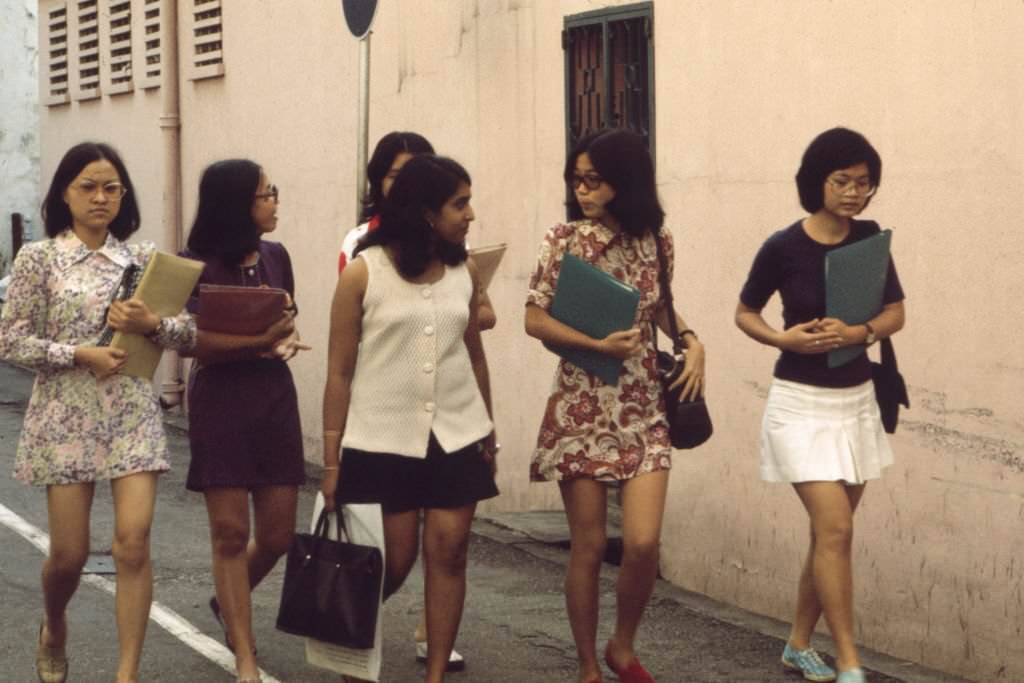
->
[[35, 622, 68, 683]]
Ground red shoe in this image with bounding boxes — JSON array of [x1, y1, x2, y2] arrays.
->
[[604, 642, 654, 683]]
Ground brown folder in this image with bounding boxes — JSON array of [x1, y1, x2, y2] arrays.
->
[[196, 285, 288, 335]]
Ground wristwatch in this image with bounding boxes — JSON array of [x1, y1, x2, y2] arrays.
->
[[863, 323, 876, 346]]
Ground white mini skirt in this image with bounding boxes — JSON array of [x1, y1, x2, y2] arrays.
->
[[760, 378, 893, 484]]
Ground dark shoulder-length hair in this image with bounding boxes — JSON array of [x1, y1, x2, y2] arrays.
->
[[185, 159, 263, 266], [563, 129, 664, 237], [356, 155, 470, 278], [796, 127, 882, 213], [41, 142, 141, 240], [361, 131, 435, 222]]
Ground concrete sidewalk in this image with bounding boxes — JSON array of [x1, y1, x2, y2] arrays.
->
[[0, 361, 966, 682]]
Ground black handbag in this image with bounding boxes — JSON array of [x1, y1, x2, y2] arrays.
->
[[653, 231, 713, 449], [275, 507, 384, 649], [871, 337, 909, 434]]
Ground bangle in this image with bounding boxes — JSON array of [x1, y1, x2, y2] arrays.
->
[[323, 430, 341, 437], [322, 465, 339, 471], [145, 318, 165, 339], [679, 328, 697, 340]]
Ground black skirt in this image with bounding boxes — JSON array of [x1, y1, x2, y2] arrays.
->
[[336, 433, 499, 514]]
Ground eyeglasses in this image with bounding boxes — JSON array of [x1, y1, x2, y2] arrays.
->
[[827, 175, 876, 197], [254, 184, 279, 202], [71, 180, 127, 199], [569, 173, 604, 191]]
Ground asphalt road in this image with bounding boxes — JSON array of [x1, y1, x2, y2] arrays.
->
[[0, 362, 965, 682]]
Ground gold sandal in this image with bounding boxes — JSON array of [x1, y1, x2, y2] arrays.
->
[[36, 622, 68, 683]]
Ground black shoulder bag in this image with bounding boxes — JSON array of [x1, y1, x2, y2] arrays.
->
[[653, 232, 713, 449], [871, 337, 909, 433]]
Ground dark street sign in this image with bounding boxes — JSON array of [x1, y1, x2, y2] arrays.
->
[[342, 0, 378, 38]]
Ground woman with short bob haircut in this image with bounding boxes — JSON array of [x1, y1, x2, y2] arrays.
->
[[182, 159, 307, 683], [526, 129, 706, 683], [323, 154, 498, 683], [735, 127, 905, 683], [2, 141, 196, 683]]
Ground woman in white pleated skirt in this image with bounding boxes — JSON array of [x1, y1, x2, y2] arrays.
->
[[735, 128, 906, 683]]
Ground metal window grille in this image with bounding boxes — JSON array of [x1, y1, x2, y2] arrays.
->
[[75, 0, 100, 98], [563, 2, 654, 154], [44, 2, 70, 105], [108, 0, 133, 91], [190, 0, 224, 79], [141, 0, 162, 88]]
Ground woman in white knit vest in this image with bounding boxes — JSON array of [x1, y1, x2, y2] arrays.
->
[[322, 155, 499, 683]]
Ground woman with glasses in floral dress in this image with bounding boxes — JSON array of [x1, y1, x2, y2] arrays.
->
[[525, 129, 706, 683], [735, 128, 905, 683], [0, 142, 196, 683], [181, 159, 307, 683]]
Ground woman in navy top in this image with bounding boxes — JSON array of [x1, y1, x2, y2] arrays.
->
[[735, 128, 905, 683]]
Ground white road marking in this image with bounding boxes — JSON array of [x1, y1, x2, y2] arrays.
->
[[0, 502, 283, 682]]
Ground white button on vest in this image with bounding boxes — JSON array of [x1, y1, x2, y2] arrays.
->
[[424, 401, 436, 412], [424, 325, 434, 336], [423, 362, 434, 374], [422, 288, 432, 299]]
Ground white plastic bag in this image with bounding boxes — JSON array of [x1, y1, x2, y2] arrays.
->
[[304, 494, 385, 681]]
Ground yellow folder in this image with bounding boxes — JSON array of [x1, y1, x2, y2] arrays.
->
[[109, 251, 204, 379]]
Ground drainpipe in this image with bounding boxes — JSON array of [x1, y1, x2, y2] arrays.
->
[[159, 0, 185, 408]]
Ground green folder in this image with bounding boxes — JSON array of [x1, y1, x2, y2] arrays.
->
[[825, 229, 892, 368], [544, 253, 640, 385]]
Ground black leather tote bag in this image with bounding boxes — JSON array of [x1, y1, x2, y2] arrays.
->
[[276, 507, 384, 648]]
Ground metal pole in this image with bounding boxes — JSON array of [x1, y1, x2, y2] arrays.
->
[[355, 32, 371, 225]]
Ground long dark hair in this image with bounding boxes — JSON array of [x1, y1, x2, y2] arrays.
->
[[41, 142, 141, 240], [796, 127, 882, 213], [186, 159, 263, 266], [356, 155, 469, 278], [361, 131, 435, 222], [564, 129, 664, 237]]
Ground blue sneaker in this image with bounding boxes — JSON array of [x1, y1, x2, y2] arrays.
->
[[782, 643, 837, 681], [836, 669, 867, 683]]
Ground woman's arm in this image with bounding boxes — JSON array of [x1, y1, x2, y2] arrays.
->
[[654, 305, 706, 400], [817, 300, 906, 346], [524, 304, 641, 360], [476, 289, 497, 331], [0, 245, 77, 371], [320, 258, 367, 510], [734, 302, 842, 353], [465, 262, 498, 470], [179, 315, 294, 365]]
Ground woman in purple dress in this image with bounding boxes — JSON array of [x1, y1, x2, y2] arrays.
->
[[181, 159, 308, 683]]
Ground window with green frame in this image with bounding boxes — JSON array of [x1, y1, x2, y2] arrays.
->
[[562, 2, 655, 155]]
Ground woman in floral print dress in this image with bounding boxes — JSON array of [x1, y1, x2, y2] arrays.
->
[[525, 130, 706, 683], [0, 143, 196, 683]]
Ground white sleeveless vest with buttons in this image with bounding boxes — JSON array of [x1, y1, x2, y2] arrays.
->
[[341, 245, 493, 458]]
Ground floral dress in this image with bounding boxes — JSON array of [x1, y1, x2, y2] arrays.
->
[[527, 219, 673, 482], [0, 231, 196, 485]]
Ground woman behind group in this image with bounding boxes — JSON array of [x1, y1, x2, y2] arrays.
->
[[0, 142, 196, 683], [322, 154, 498, 683], [181, 159, 307, 683], [525, 129, 706, 683], [341, 131, 496, 331], [735, 128, 905, 683]]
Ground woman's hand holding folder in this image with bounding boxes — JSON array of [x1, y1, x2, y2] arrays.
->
[[597, 328, 642, 360]]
